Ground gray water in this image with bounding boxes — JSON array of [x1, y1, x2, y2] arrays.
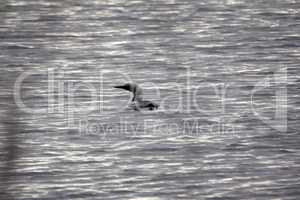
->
[[1, 0, 300, 199]]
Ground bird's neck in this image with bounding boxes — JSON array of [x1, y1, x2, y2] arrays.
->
[[131, 87, 143, 102]]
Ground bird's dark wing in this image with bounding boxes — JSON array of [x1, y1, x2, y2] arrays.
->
[[140, 101, 159, 110]]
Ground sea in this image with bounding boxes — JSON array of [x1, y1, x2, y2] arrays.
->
[[0, 0, 300, 199]]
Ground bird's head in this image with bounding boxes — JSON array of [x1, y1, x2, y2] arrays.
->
[[114, 83, 139, 92], [113, 83, 132, 91], [114, 83, 143, 101]]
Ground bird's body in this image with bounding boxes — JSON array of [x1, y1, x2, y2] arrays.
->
[[132, 100, 159, 110], [114, 83, 159, 111]]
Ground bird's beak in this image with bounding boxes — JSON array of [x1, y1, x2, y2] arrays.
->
[[114, 85, 124, 89], [113, 85, 129, 91]]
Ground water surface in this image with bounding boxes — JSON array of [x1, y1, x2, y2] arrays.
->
[[0, 0, 300, 199]]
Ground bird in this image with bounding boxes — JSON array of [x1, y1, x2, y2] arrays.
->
[[114, 83, 159, 111]]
